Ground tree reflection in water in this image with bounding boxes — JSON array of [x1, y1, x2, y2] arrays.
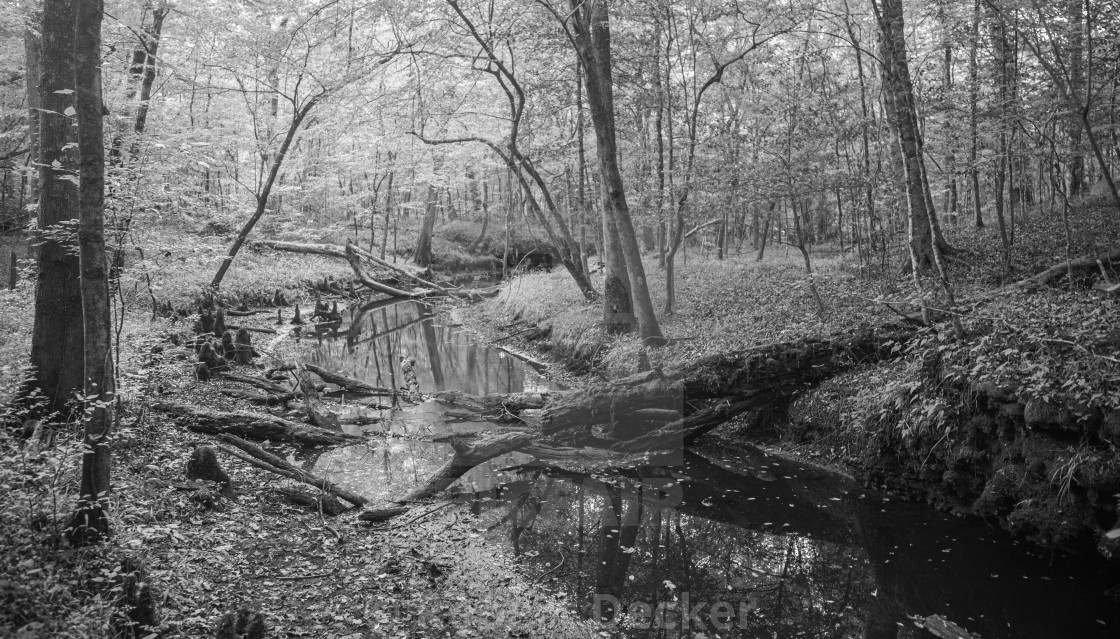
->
[[301, 298, 1120, 639]]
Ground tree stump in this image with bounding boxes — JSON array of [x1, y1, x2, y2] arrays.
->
[[215, 609, 267, 639], [234, 328, 254, 365], [186, 445, 235, 499], [109, 557, 160, 638], [221, 330, 236, 359], [213, 308, 227, 337]]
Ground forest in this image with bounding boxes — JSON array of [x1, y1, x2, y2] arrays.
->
[[1, 0, 1119, 637]]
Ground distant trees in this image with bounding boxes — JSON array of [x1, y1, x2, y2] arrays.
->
[[205, 1, 404, 289], [7, 0, 1116, 344]]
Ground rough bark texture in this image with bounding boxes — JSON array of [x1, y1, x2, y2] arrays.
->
[[153, 402, 361, 447], [26, 0, 84, 417], [67, 0, 113, 547]]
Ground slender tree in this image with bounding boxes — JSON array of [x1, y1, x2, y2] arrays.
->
[[565, 0, 662, 342]]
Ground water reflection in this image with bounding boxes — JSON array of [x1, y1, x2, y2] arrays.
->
[[304, 299, 560, 396], [454, 446, 1120, 639], [303, 297, 1120, 638]]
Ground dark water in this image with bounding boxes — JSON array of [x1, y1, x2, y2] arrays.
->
[[304, 298, 1120, 639]]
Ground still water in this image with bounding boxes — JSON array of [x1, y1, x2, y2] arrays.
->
[[302, 299, 1120, 639]]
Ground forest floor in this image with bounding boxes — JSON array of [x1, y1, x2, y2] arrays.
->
[[2, 197, 1119, 637], [0, 220, 595, 638]]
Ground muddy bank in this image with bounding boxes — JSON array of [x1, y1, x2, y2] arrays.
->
[[783, 358, 1120, 561]]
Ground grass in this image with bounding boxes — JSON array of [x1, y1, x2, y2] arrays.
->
[[469, 247, 896, 377]]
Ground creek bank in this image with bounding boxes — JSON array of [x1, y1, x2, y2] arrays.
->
[[457, 277, 1120, 564]]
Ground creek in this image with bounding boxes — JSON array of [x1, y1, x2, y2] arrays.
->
[[298, 298, 1120, 638]]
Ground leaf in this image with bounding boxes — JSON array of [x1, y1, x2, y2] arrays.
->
[[63, 106, 76, 117], [53, 89, 74, 95]]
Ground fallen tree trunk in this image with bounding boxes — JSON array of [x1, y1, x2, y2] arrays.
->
[[220, 372, 292, 395], [303, 363, 396, 396], [399, 432, 533, 502], [344, 245, 428, 299], [273, 486, 347, 516], [252, 238, 498, 301], [215, 433, 367, 507], [153, 401, 360, 446], [671, 324, 917, 400], [219, 388, 299, 406], [357, 506, 409, 523]]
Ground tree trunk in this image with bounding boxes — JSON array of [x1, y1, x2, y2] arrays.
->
[[1066, 0, 1085, 195], [23, 20, 41, 206], [67, 0, 111, 546], [152, 402, 362, 447], [25, 0, 84, 417], [414, 184, 438, 268], [572, 0, 662, 343], [968, 0, 984, 228], [400, 432, 533, 502], [211, 95, 320, 289], [874, 0, 950, 272]]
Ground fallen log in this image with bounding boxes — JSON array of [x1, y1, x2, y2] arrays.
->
[[254, 238, 498, 301], [227, 324, 277, 335], [303, 363, 397, 396], [220, 372, 292, 395], [153, 401, 360, 446], [357, 506, 409, 523], [671, 324, 917, 400], [273, 487, 347, 516], [218, 388, 299, 406], [215, 433, 368, 507], [399, 432, 533, 502], [343, 244, 428, 299], [541, 375, 683, 437]]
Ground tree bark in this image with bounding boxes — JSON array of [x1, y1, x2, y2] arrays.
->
[[571, 0, 662, 343], [152, 402, 361, 447], [399, 432, 533, 502], [25, 0, 84, 417], [414, 184, 437, 268], [67, 0, 111, 546], [873, 0, 950, 272], [23, 20, 41, 207], [215, 434, 367, 508]]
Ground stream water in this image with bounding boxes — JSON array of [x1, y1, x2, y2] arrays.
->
[[301, 298, 1120, 639]]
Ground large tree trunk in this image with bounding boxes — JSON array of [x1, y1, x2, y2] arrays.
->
[[25, 0, 84, 417], [67, 0, 112, 546], [572, 0, 662, 342], [874, 0, 950, 272]]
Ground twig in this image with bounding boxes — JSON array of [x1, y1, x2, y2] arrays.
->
[[533, 549, 566, 583], [380, 501, 454, 534], [250, 571, 335, 581]]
